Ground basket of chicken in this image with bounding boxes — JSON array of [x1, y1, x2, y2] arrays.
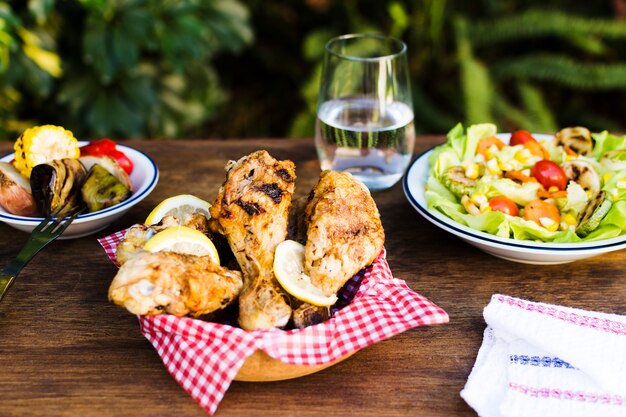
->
[[101, 150, 448, 415]]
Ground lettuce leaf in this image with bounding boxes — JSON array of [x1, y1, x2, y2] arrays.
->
[[464, 123, 497, 161], [592, 131, 626, 159]]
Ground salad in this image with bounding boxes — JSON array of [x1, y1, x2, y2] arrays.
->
[[426, 123, 626, 243]]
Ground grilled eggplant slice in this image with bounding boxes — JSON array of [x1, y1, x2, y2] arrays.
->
[[81, 164, 131, 212], [576, 191, 612, 237], [30, 158, 87, 217]]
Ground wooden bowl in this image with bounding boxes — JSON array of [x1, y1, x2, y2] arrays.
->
[[234, 350, 354, 382]]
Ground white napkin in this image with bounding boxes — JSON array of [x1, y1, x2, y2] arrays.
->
[[461, 294, 626, 417]]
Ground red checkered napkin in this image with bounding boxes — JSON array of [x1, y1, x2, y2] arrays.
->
[[99, 229, 449, 415]]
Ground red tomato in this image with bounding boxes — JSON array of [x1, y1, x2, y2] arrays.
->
[[477, 136, 506, 158], [80, 138, 117, 155], [80, 138, 134, 174], [510, 130, 548, 158], [524, 199, 560, 226], [109, 149, 134, 175], [488, 196, 519, 216], [510, 130, 536, 146], [531, 160, 567, 190]]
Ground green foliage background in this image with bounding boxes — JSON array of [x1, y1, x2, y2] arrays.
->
[[2, 0, 626, 140]]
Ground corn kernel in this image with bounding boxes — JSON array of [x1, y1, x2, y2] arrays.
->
[[539, 217, 559, 232], [565, 154, 575, 161], [610, 188, 620, 201], [471, 192, 488, 206], [479, 202, 491, 213], [461, 195, 480, 216], [603, 173, 613, 183], [563, 213, 577, 226], [464, 162, 479, 179], [486, 158, 501, 175], [548, 186, 559, 193], [499, 160, 513, 171]]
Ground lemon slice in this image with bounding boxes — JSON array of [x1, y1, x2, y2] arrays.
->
[[143, 226, 220, 264], [273, 240, 338, 307], [145, 194, 211, 225]]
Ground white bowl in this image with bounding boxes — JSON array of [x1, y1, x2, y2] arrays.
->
[[403, 133, 626, 264], [0, 142, 158, 239]]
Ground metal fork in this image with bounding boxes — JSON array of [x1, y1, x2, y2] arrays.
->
[[0, 208, 84, 302]]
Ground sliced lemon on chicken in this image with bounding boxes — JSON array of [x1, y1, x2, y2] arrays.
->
[[143, 226, 220, 265], [273, 240, 338, 307], [145, 194, 211, 225]]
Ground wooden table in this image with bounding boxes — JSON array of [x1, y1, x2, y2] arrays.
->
[[1, 138, 625, 417]]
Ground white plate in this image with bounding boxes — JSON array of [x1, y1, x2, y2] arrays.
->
[[0, 142, 158, 239], [402, 133, 626, 264]]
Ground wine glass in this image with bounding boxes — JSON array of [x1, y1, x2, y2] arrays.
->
[[315, 33, 415, 191]]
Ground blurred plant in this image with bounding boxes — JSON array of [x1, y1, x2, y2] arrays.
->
[[456, 8, 626, 133], [0, 0, 252, 140], [286, 1, 626, 137]]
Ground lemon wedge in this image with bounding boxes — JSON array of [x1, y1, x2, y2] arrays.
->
[[145, 194, 211, 225], [143, 226, 220, 264], [273, 240, 338, 307]]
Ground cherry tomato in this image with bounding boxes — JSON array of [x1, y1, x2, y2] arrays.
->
[[488, 196, 519, 216], [510, 130, 536, 146], [523, 199, 560, 227], [477, 136, 506, 158], [80, 138, 117, 156], [531, 160, 568, 190], [109, 149, 133, 175], [510, 130, 548, 158]]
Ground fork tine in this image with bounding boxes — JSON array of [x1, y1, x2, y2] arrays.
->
[[31, 208, 62, 234], [52, 208, 85, 235]]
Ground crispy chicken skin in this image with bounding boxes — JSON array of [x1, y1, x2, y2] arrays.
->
[[304, 170, 385, 297], [109, 251, 243, 317], [209, 150, 295, 330]]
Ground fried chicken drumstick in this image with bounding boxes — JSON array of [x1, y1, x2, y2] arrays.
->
[[209, 151, 296, 330], [304, 170, 385, 297]]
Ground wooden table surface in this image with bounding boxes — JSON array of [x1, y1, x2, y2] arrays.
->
[[1, 137, 625, 417]]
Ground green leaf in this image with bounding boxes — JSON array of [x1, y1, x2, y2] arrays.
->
[[302, 29, 336, 62], [516, 81, 557, 132], [82, 22, 116, 82], [492, 55, 626, 90], [28, 0, 55, 25], [455, 17, 493, 125], [112, 25, 139, 70], [468, 9, 626, 46]]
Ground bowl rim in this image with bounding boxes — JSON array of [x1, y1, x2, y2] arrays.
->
[[403, 133, 626, 254], [0, 142, 159, 225]]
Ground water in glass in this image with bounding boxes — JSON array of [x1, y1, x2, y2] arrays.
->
[[315, 97, 415, 190]]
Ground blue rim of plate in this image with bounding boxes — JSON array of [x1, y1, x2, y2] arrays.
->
[[402, 144, 626, 253], [0, 143, 158, 223]]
